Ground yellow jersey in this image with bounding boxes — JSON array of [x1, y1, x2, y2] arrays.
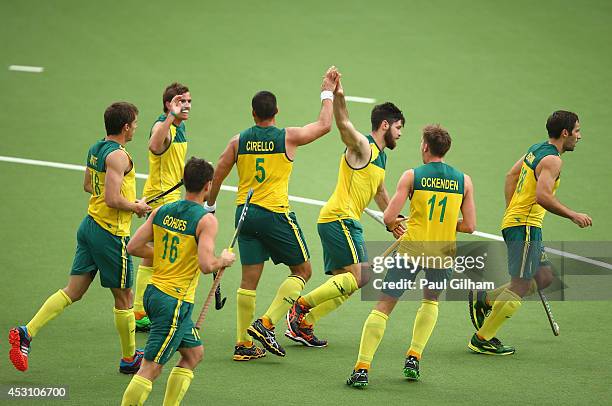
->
[[151, 200, 208, 303], [400, 162, 464, 261], [318, 135, 386, 223], [236, 125, 292, 212], [501, 141, 560, 230], [86, 140, 136, 236], [142, 115, 187, 208]]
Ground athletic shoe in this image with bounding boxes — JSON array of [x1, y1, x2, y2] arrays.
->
[[284, 327, 327, 348], [403, 355, 420, 380], [468, 334, 515, 355], [8, 326, 31, 372], [468, 290, 491, 330], [247, 319, 285, 357], [346, 369, 369, 388], [119, 349, 144, 374], [233, 343, 266, 361], [135, 315, 151, 332], [286, 298, 309, 336]]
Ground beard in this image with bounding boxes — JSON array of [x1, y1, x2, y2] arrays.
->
[[384, 128, 397, 150]]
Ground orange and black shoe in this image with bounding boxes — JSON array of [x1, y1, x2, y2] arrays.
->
[[286, 297, 310, 336], [8, 326, 31, 372], [284, 326, 327, 348], [247, 319, 285, 357], [233, 343, 266, 361]]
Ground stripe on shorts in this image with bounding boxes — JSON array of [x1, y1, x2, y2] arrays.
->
[[154, 299, 182, 363], [519, 226, 531, 278], [284, 213, 309, 261], [339, 219, 358, 263], [121, 237, 128, 288]]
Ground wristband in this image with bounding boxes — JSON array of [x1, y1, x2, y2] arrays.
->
[[320, 90, 334, 102], [386, 214, 406, 232], [203, 201, 217, 213]]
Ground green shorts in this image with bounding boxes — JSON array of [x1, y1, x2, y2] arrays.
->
[[236, 204, 310, 266], [502, 225, 550, 280], [143, 284, 202, 365], [317, 219, 367, 274], [381, 263, 453, 298], [70, 215, 133, 289]]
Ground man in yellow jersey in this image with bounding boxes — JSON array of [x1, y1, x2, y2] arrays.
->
[[134, 83, 192, 332], [467, 110, 591, 355], [206, 66, 339, 360], [347, 125, 476, 387], [121, 157, 236, 406], [287, 78, 406, 347], [9, 102, 151, 374]]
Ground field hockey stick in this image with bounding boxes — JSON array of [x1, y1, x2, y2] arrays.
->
[[146, 179, 184, 205], [364, 207, 407, 229], [195, 188, 254, 329], [538, 289, 560, 336], [212, 271, 226, 310]]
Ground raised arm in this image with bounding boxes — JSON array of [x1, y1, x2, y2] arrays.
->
[[285, 66, 338, 153], [196, 214, 236, 274], [505, 156, 524, 207], [457, 174, 476, 234], [207, 135, 238, 207], [105, 150, 150, 217], [333, 79, 369, 157], [536, 155, 592, 228], [149, 95, 183, 154], [127, 207, 160, 259]]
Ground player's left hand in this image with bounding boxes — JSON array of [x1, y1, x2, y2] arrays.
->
[[387, 216, 407, 239]]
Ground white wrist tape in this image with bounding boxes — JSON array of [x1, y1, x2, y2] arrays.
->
[[203, 201, 217, 212], [320, 90, 334, 102]]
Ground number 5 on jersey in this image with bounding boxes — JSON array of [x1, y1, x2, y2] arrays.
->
[[255, 158, 266, 183]]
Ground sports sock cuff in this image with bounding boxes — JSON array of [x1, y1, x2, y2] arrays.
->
[[170, 366, 194, 379], [133, 374, 153, 388], [421, 299, 438, 306], [58, 289, 73, 305], [237, 288, 256, 297], [502, 288, 522, 302], [137, 265, 154, 272], [370, 309, 389, 321], [288, 274, 306, 287], [347, 272, 359, 291], [113, 307, 134, 315]]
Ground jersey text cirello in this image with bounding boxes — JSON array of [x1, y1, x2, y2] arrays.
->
[[421, 177, 459, 191], [246, 141, 275, 152], [162, 215, 187, 231]]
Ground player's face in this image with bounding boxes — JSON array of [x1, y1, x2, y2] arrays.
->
[[125, 117, 138, 141], [176, 92, 192, 121], [563, 120, 581, 152], [384, 120, 403, 150]]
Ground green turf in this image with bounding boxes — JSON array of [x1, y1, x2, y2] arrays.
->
[[1, 0, 611, 404]]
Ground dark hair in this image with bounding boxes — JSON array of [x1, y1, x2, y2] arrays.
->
[[371, 102, 405, 131], [163, 82, 190, 113], [546, 110, 579, 139], [183, 157, 214, 193], [252, 91, 277, 120], [104, 102, 138, 135], [422, 124, 452, 157]]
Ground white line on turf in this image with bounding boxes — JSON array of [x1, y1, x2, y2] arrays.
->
[[345, 96, 377, 104], [1, 154, 611, 270], [8, 65, 44, 73]]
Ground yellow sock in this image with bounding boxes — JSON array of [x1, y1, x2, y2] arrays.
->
[[487, 280, 536, 304], [407, 299, 439, 359], [302, 272, 358, 308], [134, 265, 154, 314], [163, 367, 194, 406], [262, 275, 305, 325], [114, 307, 136, 359], [236, 288, 256, 343], [26, 289, 72, 338], [122, 374, 152, 406], [478, 289, 522, 340], [302, 294, 349, 326], [356, 310, 388, 369]]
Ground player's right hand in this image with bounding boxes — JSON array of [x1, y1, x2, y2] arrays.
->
[[220, 249, 236, 268], [571, 212, 592, 228], [321, 66, 339, 92], [133, 198, 152, 218], [168, 94, 183, 116]]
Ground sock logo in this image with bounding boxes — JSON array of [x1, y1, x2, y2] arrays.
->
[[333, 281, 346, 295], [283, 296, 295, 305]]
